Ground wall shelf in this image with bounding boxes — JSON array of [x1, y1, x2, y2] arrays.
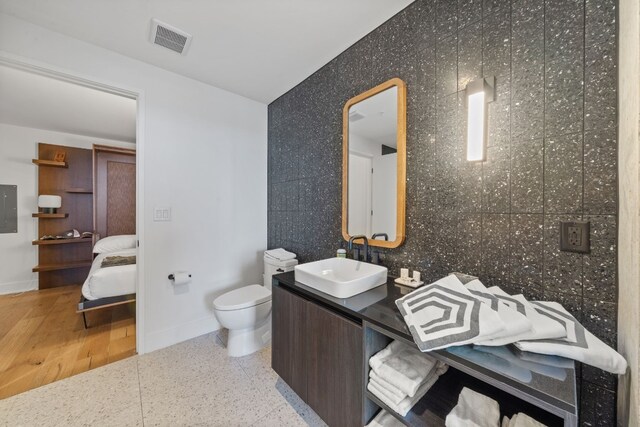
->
[[32, 260, 93, 272], [32, 159, 68, 168], [65, 188, 93, 194], [32, 238, 92, 246], [32, 213, 69, 219]]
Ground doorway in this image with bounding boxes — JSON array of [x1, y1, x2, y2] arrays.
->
[[0, 57, 143, 398]]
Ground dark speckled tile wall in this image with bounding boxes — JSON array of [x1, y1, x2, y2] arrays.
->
[[267, 1, 618, 423]]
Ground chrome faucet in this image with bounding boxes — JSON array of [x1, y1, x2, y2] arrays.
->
[[348, 235, 369, 262]]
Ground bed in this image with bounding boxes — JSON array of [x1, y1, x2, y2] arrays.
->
[[77, 237, 137, 328], [82, 248, 136, 300]]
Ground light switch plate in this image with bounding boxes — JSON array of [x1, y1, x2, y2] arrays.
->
[[153, 207, 171, 222], [560, 221, 590, 254]]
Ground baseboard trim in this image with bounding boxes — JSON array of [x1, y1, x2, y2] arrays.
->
[[0, 280, 37, 295], [143, 315, 221, 354]]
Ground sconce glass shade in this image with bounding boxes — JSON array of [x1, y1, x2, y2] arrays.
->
[[465, 77, 495, 162], [38, 195, 62, 211]]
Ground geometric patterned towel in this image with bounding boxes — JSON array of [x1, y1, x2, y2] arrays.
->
[[487, 287, 567, 342], [464, 280, 533, 346], [395, 275, 505, 352], [514, 301, 628, 375]]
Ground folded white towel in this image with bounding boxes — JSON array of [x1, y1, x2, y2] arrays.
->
[[509, 413, 547, 427], [487, 287, 566, 342], [465, 280, 533, 346], [365, 409, 405, 427], [264, 248, 296, 261], [368, 364, 448, 417], [396, 275, 506, 352], [370, 370, 406, 401], [502, 416, 510, 427], [369, 377, 405, 406], [445, 387, 500, 427], [473, 346, 567, 381], [514, 301, 628, 375], [447, 346, 533, 383], [369, 340, 439, 397], [516, 351, 574, 369]]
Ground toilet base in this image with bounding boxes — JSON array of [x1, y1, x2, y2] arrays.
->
[[226, 317, 272, 357]]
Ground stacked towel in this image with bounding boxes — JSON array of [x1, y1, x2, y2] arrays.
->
[[367, 340, 449, 416], [487, 287, 566, 342], [264, 248, 296, 261], [473, 346, 567, 381], [465, 280, 533, 346], [365, 409, 405, 427], [395, 275, 506, 351], [514, 301, 628, 374], [445, 387, 500, 427], [502, 413, 547, 427]]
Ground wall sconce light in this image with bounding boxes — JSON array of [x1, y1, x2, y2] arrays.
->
[[465, 77, 495, 162], [38, 195, 62, 214]]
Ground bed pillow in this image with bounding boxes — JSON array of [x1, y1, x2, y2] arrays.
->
[[93, 235, 137, 254]]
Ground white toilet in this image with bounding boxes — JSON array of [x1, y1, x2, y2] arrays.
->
[[213, 255, 297, 357]]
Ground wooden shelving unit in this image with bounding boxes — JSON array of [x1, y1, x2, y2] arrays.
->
[[32, 213, 68, 219], [65, 188, 93, 194], [32, 159, 68, 168], [32, 260, 93, 272], [32, 238, 92, 246], [33, 143, 94, 289]]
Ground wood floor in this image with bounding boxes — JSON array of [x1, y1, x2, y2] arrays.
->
[[0, 285, 136, 399]]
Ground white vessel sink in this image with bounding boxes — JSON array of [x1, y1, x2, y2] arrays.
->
[[294, 258, 388, 299]]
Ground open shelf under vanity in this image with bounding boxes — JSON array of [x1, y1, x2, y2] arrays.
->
[[363, 321, 577, 427]]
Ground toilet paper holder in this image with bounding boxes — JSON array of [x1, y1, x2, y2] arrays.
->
[[168, 273, 192, 280]]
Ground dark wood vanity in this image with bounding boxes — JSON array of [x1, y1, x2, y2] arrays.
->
[[272, 284, 363, 427], [272, 272, 579, 427]]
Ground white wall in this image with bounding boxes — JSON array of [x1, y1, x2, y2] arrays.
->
[[0, 123, 134, 295], [618, 0, 640, 424], [0, 13, 268, 353]]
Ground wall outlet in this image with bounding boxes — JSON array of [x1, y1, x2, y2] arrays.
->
[[560, 221, 590, 254]]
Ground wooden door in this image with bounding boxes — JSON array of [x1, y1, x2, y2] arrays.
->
[[271, 285, 308, 401], [307, 302, 363, 427], [94, 147, 136, 238]]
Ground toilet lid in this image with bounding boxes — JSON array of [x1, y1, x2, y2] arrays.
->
[[213, 284, 271, 311]]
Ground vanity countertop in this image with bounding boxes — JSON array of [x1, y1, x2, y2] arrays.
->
[[273, 271, 577, 416]]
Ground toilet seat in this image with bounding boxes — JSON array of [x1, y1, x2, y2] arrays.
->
[[213, 284, 271, 311]]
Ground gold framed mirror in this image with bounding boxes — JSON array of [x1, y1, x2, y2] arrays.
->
[[342, 78, 406, 249]]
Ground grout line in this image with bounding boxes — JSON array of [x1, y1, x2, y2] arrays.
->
[[541, 0, 547, 298], [580, 0, 587, 306], [135, 358, 145, 427]]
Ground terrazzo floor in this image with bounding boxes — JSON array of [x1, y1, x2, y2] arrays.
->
[[0, 330, 327, 427]]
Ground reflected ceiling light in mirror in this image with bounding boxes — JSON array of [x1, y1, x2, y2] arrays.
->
[[465, 77, 495, 162]]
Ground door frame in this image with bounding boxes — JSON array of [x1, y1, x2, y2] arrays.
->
[[0, 53, 147, 354]]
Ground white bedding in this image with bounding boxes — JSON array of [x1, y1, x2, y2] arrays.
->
[[82, 248, 136, 300]]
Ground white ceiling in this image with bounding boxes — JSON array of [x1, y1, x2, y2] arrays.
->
[[350, 86, 398, 147], [0, 0, 413, 104], [0, 65, 137, 142]]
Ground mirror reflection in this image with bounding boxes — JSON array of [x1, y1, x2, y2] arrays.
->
[[347, 85, 399, 243], [343, 78, 405, 249]]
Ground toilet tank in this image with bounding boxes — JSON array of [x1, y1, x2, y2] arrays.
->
[[263, 256, 298, 290]]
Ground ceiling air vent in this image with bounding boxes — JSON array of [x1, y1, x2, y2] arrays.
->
[[149, 19, 192, 55], [349, 110, 366, 122]]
